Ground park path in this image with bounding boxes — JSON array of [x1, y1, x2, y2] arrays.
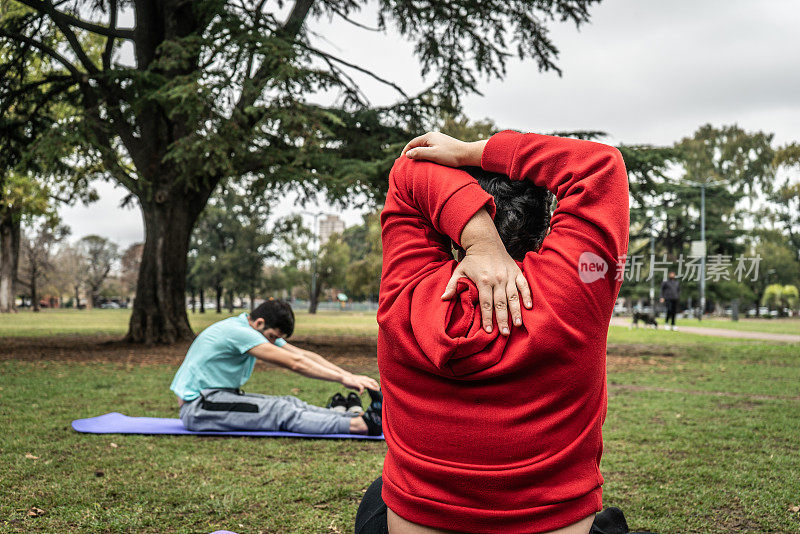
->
[[608, 317, 800, 343]]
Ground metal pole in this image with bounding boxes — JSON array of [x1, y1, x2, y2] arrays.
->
[[310, 212, 319, 307], [699, 182, 706, 322], [649, 233, 655, 307]]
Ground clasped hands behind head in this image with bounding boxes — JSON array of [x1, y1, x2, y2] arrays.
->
[[401, 132, 553, 336]]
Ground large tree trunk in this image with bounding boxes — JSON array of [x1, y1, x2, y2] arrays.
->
[[0, 212, 20, 313], [89, 287, 99, 309], [31, 265, 39, 312], [125, 196, 204, 343], [215, 285, 222, 314], [199, 287, 205, 313], [308, 282, 322, 314]]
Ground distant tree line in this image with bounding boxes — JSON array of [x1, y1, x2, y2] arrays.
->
[[7, 214, 140, 312]]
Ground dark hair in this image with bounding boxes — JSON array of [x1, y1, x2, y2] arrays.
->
[[464, 167, 553, 261], [251, 299, 295, 337]]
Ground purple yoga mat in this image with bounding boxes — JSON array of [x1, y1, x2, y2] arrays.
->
[[71, 412, 384, 440]]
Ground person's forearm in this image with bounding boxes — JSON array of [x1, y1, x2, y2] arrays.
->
[[301, 349, 350, 376], [288, 352, 346, 385], [284, 343, 351, 376], [459, 208, 505, 252]]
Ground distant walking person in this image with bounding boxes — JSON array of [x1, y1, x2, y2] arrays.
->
[[660, 271, 680, 331]]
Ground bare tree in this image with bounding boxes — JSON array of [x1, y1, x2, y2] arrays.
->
[[18, 218, 69, 311], [55, 244, 87, 308], [77, 235, 118, 308], [119, 243, 143, 305]]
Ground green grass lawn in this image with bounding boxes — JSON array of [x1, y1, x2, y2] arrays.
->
[[2, 313, 799, 532], [0, 363, 383, 533], [0, 308, 379, 338], [674, 317, 800, 335], [2, 308, 798, 339]]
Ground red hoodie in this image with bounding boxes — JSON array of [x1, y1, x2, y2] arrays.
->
[[377, 130, 629, 533]]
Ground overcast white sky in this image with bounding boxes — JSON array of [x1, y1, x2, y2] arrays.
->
[[60, 0, 800, 247]]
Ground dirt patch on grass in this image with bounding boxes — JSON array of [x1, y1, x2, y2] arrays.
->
[[608, 343, 679, 358], [3, 335, 679, 375], [606, 345, 679, 372], [0, 334, 379, 370]]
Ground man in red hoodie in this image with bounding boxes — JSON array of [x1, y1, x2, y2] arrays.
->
[[370, 130, 629, 534]]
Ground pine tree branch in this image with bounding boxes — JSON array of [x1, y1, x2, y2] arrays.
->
[[0, 29, 81, 77], [102, 0, 118, 70], [326, 5, 381, 32], [300, 43, 408, 98], [234, 0, 315, 117], [14, 0, 136, 40], [283, 0, 314, 36], [80, 87, 141, 195], [37, 0, 100, 74], [0, 74, 74, 104]]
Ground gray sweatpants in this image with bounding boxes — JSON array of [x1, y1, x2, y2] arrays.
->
[[179, 388, 357, 434]]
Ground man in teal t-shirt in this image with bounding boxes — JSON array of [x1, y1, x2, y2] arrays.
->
[[170, 299, 382, 435]]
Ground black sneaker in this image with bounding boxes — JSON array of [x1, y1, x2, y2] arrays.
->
[[590, 507, 628, 534], [327, 392, 347, 413], [590, 507, 658, 534], [361, 408, 383, 436], [366, 388, 383, 412], [346, 392, 364, 414]]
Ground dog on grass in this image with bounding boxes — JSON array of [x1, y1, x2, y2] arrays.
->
[[630, 311, 658, 329]]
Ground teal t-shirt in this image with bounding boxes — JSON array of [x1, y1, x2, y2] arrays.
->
[[170, 312, 287, 401]]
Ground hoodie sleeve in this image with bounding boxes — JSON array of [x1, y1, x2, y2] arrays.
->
[[379, 156, 496, 299], [481, 130, 630, 328]]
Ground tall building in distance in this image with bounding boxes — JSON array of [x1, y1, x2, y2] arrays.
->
[[318, 214, 345, 246]]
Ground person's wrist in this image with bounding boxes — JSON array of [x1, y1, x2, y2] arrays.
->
[[460, 210, 503, 252], [459, 140, 487, 167], [463, 237, 504, 256]]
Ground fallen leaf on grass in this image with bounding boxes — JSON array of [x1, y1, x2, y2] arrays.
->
[[27, 507, 45, 517], [790, 505, 800, 513], [24, 453, 39, 460], [314, 503, 329, 509], [109, 442, 118, 448], [290, 388, 301, 394]]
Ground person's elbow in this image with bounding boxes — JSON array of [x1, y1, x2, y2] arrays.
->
[[602, 146, 630, 208], [286, 353, 309, 374], [600, 146, 628, 185]]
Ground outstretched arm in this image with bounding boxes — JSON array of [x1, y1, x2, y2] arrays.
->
[[248, 343, 377, 393], [281, 342, 379, 391]]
